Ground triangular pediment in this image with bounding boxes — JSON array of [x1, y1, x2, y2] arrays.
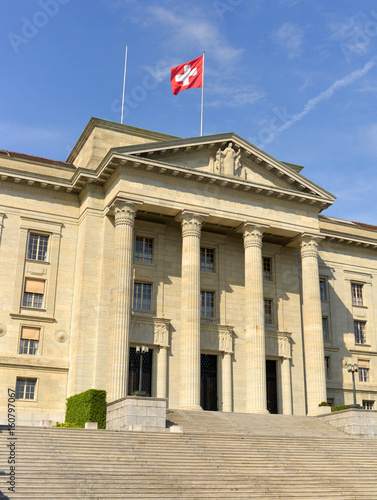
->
[[109, 133, 335, 204]]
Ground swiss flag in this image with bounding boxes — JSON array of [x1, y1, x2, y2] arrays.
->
[[171, 55, 203, 95]]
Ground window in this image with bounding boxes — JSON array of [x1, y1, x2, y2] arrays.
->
[[200, 248, 215, 273], [354, 321, 366, 344], [363, 400, 374, 410], [135, 237, 153, 264], [327, 398, 334, 407], [319, 279, 326, 301], [15, 379, 36, 400], [264, 299, 273, 325], [263, 257, 272, 281], [19, 327, 40, 355], [322, 317, 328, 342], [201, 291, 214, 318], [22, 279, 45, 309], [133, 283, 152, 311], [352, 283, 363, 306], [325, 356, 330, 380], [27, 234, 49, 261], [359, 360, 370, 382]]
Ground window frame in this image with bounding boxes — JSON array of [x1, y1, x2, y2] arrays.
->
[[27, 233, 49, 262], [201, 290, 215, 318], [200, 247, 215, 273], [263, 257, 273, 282], [133, 282, 153, 311], [264, 298, 273, 326], [322, 317, 329, 342], [351, 283, 364, 307], [134, 236, 153, 265], [19, 339, 39, 355], [359, 367, 370, 383], [354, 321, 366, 345], [319, 278, 327, 301], [15, 378, 37, 400], [324, 356, 331, 380], [362, 400, 374, 410]]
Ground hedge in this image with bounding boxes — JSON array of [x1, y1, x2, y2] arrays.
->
[[331, 404, 351, 412], [65, 389, 107, 429]]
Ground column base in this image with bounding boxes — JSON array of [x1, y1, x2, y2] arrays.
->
[[179, 405, 203, 411]]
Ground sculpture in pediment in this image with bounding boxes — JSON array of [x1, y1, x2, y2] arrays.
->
[[214, 143, 242, 177]]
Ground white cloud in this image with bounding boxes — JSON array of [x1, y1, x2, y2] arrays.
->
[[273, 22, 304, 59]]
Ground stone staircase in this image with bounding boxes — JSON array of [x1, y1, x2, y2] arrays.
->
[[1, 412, 377, 499]]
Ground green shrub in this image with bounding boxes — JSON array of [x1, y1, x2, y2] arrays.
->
[[331, 404, 351, 412], [319, 401, 330, 407], [54, 421, 81, 428], [65, 389, 107, 429]]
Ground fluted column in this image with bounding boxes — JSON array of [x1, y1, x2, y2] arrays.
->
[[243, 224, 268, 413], [281, 357, 293, 415], [222, 352, 233, 412], [107, 200, 138, 402], [179, 211, 203, 410], [301, 235, 326, 415], [156, 346, 168, 399]]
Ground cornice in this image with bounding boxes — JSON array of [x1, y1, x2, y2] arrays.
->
[[320, 229, 377, 250]]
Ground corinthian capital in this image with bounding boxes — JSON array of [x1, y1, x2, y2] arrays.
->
[[300, 234, 321, 259], [242, 224, 264, 249], [111, 199, 140, 227], [178, 210, 206, 238]]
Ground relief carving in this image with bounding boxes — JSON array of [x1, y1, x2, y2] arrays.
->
[[214, 143, 242, 177]]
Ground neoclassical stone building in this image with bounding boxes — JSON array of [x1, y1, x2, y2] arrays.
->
[[1, 117, 377, 425]]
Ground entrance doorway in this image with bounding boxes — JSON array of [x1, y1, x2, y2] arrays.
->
[[201, 354, 218, 411], [128, 347, 153, 396], [266, 360, 278, 414]]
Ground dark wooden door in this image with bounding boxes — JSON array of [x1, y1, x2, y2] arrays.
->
[[266, 359, 278, 414], [128, 347, 153, 396], [201, 354, 218, 411]]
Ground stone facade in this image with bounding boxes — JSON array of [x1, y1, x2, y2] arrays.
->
[[0, 117, 377, 425]]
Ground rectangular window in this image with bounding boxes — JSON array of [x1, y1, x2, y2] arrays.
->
[[322, 317, 328, 341], [354, 321, 366, 344], [135, 237, 153, 264], [363, 400, 374, 410], [19, 327, 40, 355], [352, 283, 363, 306], [263, 257, 272, 281], [201, 291, 214, 318], [325, 356, 330, 380], [359, 360, 370, 383], [27, 234, 49, 261], [264, 299, 273, 325], [200, 248, 215, 273], [22, 279, 45, 309], [133, 282, 152, 311], [15, 378, 36, 400], [319, 279, 326, 301]]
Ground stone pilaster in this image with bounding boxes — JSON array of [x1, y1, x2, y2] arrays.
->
[[107, 200, 138, 402], [301, 235, 326, 415], [222, 353, 233, 412], [156, 346, 168, 399], [179, 211, 204, 410], [281, 357, 292, 415], [243, 224, 268, 413]]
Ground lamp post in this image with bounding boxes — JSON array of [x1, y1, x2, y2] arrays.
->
[[346, 362, 361, 409], [135, 345, 149, 396]]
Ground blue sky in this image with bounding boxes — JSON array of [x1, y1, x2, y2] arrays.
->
[[2, 0, 377, 223]]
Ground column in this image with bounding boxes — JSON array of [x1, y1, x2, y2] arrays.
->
[[281, 357, 293, 415], [179, 211, 203, 410], [156, 346, 168, 399], [222, 352, 232, 412], [107, 200, 138, 402], [301, 235, 326, 415], [243, 224, 268, 413]]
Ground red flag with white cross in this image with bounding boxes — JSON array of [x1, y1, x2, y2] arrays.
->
[[170, 56, 204, 95]]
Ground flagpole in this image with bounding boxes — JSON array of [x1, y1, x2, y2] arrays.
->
[[200, 51, 205, 136], [121, 45, 128, 125]]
